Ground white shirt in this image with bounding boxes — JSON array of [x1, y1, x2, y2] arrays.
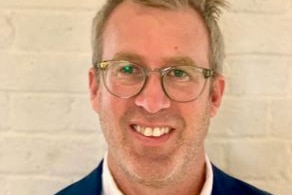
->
[[102, 153, 213, 195]]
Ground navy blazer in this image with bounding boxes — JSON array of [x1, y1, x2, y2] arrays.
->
[[55, 161, 271, 195]]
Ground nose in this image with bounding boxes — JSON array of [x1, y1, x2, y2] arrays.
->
[[134, 74, 171, 113]]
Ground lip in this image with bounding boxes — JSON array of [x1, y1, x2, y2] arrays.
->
[[129, 123, 175, 146]]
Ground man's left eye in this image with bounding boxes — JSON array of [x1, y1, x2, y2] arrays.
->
[[167, 68, 192, 82], [170, 69, 189, 78], [172, 69, 187, 77]]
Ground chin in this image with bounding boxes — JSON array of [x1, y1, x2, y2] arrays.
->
[[121, 153, 183, 188], [129, 169, 176, 188]]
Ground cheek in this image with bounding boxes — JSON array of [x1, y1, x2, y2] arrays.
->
[[181, 94, 211, 116], [99, 97, 120, 127], [99, 101, 121, 148], [98, 83, 121, 113], [98, 89, 129, 135], [97, 88, 117, 132], [180, 99, 211, 134]]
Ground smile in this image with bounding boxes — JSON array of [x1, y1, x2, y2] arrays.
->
[[132, 125, 171, 137]]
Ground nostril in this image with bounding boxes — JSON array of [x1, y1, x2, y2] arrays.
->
[[134, 95, 171, 114]]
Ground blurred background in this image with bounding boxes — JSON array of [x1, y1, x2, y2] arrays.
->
[[0, 0, 291, 194]]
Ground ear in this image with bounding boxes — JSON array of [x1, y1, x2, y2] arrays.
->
[[89, 68, 100, 113], [209, 74, 225, 117]]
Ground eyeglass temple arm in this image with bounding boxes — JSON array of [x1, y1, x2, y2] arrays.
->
[[203, 69, 215, 78], [98, 61, 109, 70]]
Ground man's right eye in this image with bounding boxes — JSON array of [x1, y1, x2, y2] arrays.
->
[[114, 63, 143, 78], [120, 65, 134, 74]]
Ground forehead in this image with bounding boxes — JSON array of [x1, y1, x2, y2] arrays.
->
[[102, 1, 210, 67]]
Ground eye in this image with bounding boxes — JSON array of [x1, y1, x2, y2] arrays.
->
[[172, 69, 186, 78], [122, 64, 135, 74], [168, 68, 190, 81], [113, 62, 143, 78]]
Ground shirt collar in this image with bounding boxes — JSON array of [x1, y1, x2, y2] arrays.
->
[[102, 152, 123, 195], [200, 154, 213, 195], [102, 153, 213, 195]]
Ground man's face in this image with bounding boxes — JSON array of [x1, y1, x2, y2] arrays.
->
[[89, 1, 224, 187]]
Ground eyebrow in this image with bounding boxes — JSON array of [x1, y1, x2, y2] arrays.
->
[[112, 52, 197, 67], [164, 56, 197, 67], [112, 52, 145, 65]]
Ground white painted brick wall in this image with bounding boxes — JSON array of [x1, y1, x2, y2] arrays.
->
[[0, 0, 104, 10], [0, 15, 14, 50], [0, 53, 90, 92], [231, 0, 290, 13], [0, 92, 9, 130], [0, 0, 291, 194], [271, 100, 292, 138], [226, 56, 290, 96], [228, 140, 289, 179], [6, 178, 68, 195], [12, 11, 92, 53], [210, 98, 269, 136], [9, 94, 72, 131], [222, 14, 292, 55]]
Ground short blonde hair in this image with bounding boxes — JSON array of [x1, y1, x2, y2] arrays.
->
[[92, 0, 228, 74]]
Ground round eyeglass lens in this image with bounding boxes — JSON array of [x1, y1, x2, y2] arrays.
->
[[103, 61, 146, 98], [163, 66, 207, 102]]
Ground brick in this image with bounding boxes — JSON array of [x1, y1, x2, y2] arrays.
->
[[6, 177, 68, 195], [208, 118, 230, 137], [228, 140, 288, 179], [208, 100, 231, 137], [226, 56, 290, 96], [288, 143, 292, 176], [70, 96, 100, 132], [0, 14, 14, 50], [0, 53, 90, 92], [0, 177, 8, 195], [9, 94, 72, 131], [289, 62, 292, 96], [270, 99, 292, 138], [222, 13, 292, 55], [205, 140, 228, 170], [230, 0, 290, 14], [0, 136, 52, 174], [272, 182, 292, 195], [289, 145, 292, 180], [12, 11, 93, 53], [45, 135, 105, 176], [209, 98, 269, 137], [0, 135, 104, 175], [0, 92, 9, 130], [0, 0, 104, 10]]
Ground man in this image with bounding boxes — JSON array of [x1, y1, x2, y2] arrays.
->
[[56, 0, 271, 194]]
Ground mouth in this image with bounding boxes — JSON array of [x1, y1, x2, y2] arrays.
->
[[132, 124, 172, 137]]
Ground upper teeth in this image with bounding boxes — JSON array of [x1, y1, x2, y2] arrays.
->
[[134, 125, 170, 137]]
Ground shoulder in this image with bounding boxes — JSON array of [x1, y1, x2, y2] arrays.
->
[[212, 164, 272, 195], [55, 161, 103, 195]]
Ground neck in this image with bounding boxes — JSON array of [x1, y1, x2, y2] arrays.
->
[[107, 151, 207, 195]]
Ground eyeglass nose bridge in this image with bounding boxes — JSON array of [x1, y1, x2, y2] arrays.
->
[[136, 67, 172, 100], [143, 66, 173, 81]]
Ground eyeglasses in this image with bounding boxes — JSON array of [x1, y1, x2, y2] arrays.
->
[[96, 60, 215, 102]]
